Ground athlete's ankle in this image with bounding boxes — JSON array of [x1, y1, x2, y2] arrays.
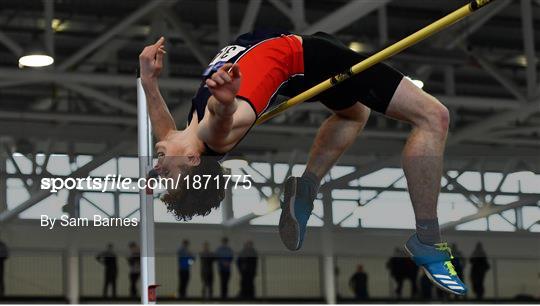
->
[[415, 218, 441, 245], [300, 171, 320, 201]]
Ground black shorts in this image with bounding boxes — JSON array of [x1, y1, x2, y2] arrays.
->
[[281, 32, 404, 114]]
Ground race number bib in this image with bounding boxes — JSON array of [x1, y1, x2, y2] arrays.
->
[[203, 45, 246, 76]]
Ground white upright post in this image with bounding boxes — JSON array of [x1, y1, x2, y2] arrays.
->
[[65, 243, 79, 304], [322, 191, 336, 304], [137, 74, 156, 304]]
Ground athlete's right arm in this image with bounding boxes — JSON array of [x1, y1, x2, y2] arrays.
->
[[139, 37, 177, 141], [198, 63, 255, 152]]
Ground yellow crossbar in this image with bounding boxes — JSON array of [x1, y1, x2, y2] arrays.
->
[[255, 0, 495, 125]]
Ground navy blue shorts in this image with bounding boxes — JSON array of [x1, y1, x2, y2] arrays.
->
[[282, 32, 404, 114]]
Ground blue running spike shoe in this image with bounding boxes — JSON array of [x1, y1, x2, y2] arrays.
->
[[279, 176, 314, 251], [405, 234, 468, 296]]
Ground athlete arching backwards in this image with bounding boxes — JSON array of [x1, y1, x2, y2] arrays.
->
[[139, 30, 466, 295]]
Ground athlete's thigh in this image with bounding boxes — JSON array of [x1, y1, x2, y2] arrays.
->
[[385, 77, 444, 124]]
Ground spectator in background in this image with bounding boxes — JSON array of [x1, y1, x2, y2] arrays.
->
[[177, 239, 195, 299], [403, 256, 419, 299], [237, 241, 258, 299], [96, 243, 117, 298], [387, 247, 418, 299], [0, 238, 8, 297], [200, 241, 214, 300], [215, 237, 234, 299], [470, 242, 490, 300], [127, 241, 140, 299], [387, 248, 403, 298], [349, 264, 369, 300], [451, 243, 465, 283], [419, 269, 433, 300], [451, 243, 466, 300]]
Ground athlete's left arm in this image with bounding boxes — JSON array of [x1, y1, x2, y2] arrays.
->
[[139, 37, 177, 141], [197, 64, 256, 152]]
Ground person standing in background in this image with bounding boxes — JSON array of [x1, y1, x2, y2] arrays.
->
[[387, 248, 404, 298], [200, 241, 215, 300], [0, 238, 9, 297], [96, 243, 118, 298], [215, 237, 234, 299], [387, 248, 416, 299], [470, 242, 490, 300], [349, 264, 369, 300], [451, 243, 465, 283], [177, 239, 195, 299], [127, 241, 141, 299], [451, 243, 466, 300], [237, 241, 258, 299], [419, 269, 433, 300], [403, 256, 419, 299]]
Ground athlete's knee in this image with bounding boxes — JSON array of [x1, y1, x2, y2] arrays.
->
[[355, 104, 371, 124], [421, 97, 450, 136]]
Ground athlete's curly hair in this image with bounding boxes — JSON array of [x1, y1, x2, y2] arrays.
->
[[161, 158, 225, 221]]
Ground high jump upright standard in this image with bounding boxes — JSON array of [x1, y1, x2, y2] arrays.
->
[[137, 73, 156, 304]]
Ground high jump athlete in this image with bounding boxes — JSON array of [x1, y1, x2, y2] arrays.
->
[[139, 31, 466, 295]]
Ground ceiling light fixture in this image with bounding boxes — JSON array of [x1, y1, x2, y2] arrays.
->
[[18, 40, 54, 68], [19, 53, 54, 68]]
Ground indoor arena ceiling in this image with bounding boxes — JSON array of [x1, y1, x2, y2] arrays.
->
[[0, 0, 538, 158]]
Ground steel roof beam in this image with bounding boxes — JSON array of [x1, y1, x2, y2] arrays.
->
[[302, 0, 391, 34], [57, 0, 176, 71]]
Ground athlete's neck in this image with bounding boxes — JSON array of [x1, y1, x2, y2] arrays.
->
[[180, 128, 205, 156], [183, 112, 206, 155]]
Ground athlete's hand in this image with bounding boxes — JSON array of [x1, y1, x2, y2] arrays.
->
[[206, 63, 242, 105], [139, 37, 167, 82]]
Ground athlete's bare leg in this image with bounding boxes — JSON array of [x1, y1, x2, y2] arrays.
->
[[385, 77, 450, 244], [279, 102, 370, 250], [304, 103, 371, 180], [387, 78, 469, 295]]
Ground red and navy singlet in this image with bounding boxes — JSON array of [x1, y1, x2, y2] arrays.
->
[[188, 30, 304, 125]]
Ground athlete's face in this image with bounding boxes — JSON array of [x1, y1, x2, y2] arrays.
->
[[154, 140, 199, 181]]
